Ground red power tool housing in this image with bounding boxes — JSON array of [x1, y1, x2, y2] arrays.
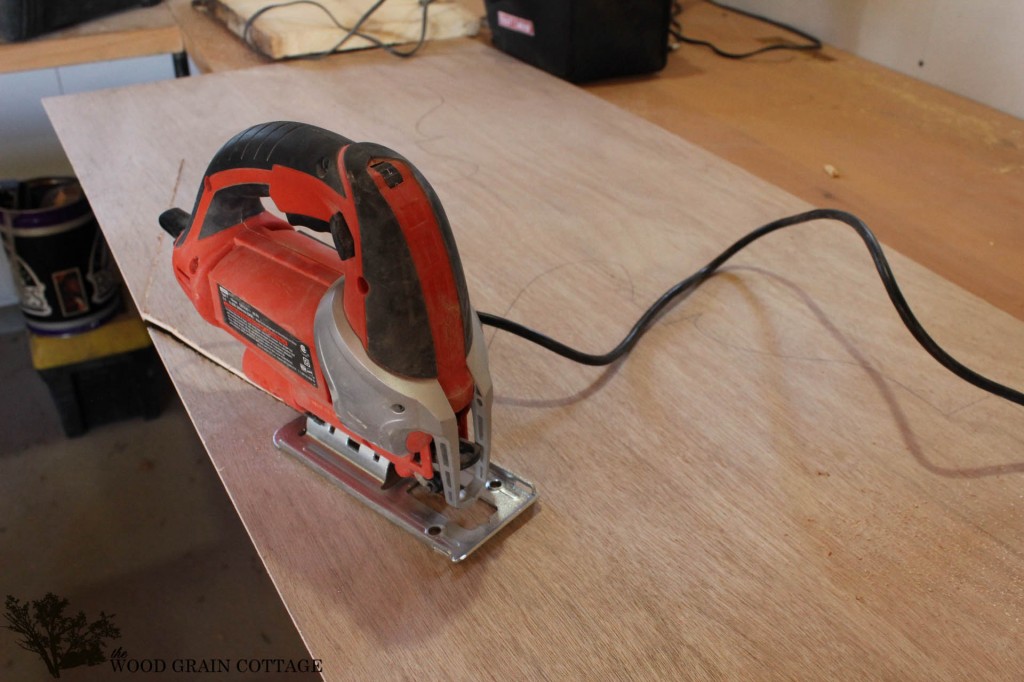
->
[[161, 122, 476, 482]]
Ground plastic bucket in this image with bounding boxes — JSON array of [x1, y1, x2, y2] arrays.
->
[[1, 178, 121, 335]]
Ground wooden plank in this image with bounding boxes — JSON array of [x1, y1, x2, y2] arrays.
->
[[0, 3, 182, 74], [167, 0, 268, 73], [46, 40, 1024, 679], [588, 0, 1024, 322], [204, 0, 479, 59], [167, 0, 482, 73]]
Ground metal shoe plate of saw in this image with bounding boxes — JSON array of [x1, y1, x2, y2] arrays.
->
[[275, 416, 537, 562]]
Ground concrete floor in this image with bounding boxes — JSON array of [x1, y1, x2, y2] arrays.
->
[[0, 306, 317, 680]]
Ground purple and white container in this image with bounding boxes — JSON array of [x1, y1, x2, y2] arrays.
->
[[1, 178, 121, 335]]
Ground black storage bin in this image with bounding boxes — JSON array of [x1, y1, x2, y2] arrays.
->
[[0, 0, 161, 42], [38, 345, 170, 437], [484, 0, 673, 83]]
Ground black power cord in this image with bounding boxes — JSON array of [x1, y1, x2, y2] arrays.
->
[[479, 208, 1024, 408], [671, 0, 822, 60], [233, 0, 432, 60]]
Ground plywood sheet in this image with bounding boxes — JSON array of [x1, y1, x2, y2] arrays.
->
[[46, 40, 1024, 679], [204, 0, 479, 59]]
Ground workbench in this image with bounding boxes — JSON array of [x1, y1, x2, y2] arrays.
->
[[44, 3, 1024, 679], [0, 2, 185, 74]]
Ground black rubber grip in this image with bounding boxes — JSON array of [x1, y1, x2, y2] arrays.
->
[[206, 121, 353, 197], [343, 142, 473, 379], [189, 122, 353, 243]]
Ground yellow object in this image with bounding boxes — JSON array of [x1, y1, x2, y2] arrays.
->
[[29, 312, 152, 371]]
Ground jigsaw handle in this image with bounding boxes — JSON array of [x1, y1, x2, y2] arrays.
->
[[166, 121, 353, 248], [337, 141, 475, 396], [204, 121, 353, 200]]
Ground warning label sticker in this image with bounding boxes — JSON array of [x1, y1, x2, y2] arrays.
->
[[218, 285, 317, 387]]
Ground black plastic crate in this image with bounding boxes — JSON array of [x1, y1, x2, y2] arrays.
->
[[484, 0, 673, 83], [37, 346, 170, 437]]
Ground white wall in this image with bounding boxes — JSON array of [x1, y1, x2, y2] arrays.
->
[[724, 0, 1024, 120], [0, 54, 176, 307]]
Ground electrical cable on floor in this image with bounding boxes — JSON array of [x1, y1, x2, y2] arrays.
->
[[479, 208, 1024, 408], [211, 0, 432, 60], [671, 0, 822, 59]]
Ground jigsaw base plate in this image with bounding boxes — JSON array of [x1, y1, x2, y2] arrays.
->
[[273, 416, 538, 562]]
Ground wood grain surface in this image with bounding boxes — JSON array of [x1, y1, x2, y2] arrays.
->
[[204, 0, 479, 59], [590, 0, 1024, 323], [46, 40, 1024, 679], [0, 2, 182, 74]]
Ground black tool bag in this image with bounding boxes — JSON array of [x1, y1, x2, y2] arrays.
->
[[0, 0, 161, 41], [484, 0, 673, 83]]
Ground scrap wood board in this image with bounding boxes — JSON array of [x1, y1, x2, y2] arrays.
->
[[202, 0, 480, 59], [45, 40, 1024, 679]]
